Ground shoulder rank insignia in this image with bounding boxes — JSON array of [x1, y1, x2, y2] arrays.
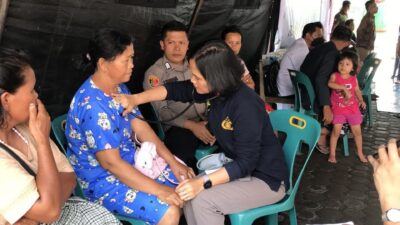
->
[[221, 117, 233, 131], [148, 75, 160, 87]]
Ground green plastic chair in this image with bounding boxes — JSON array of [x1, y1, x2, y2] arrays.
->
[[229, 110, 321, 225], [289, 70, 350, 156], [359, 58, 381, 127], [138, 103, 217, 161], [357, 52, 376, 88], [51, 114, 147, 225]]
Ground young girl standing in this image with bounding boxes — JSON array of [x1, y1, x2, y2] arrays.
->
[[328, 51, 366, 163]]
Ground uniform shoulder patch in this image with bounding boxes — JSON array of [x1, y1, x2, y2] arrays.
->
[[148, 75, 160, 88], [221, 117, 233, 131]]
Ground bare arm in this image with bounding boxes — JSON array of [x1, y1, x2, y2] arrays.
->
[[354, 80, 366, 108], [59, 172, 76, 202], [328, 73, 346, 91], [24, 100, 62, 223], [113, 86, 168, 116], [176, 167, 230, 201], [96, 148, 184, 207], [368, 139, 400, 225]]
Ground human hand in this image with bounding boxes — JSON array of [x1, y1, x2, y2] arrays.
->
[[13, 217, 39, 225], [188, 121, 216, 145], [176, 178, 204, 201], [28, 99, 50, 145], [157, 186, 184, 208], [241, 74, 255, 90], [368, 139, 400, 211], [359, 100, 367, 109], [112, 93, 138, 116], [322, 106, 333, 125], [170, 160, 196, 182], [342, 89, 352, 99]]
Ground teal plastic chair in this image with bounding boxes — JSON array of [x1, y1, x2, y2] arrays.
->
[[357, 52, 376, 88], [359, 58, 381, 127], [289, 70, 350, 156], [229, 110, 321, 225], [51, 114, 147, 225], [138, 103, 217, 161]]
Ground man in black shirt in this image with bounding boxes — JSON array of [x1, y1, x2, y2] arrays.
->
[[300, 25, 352, 154]]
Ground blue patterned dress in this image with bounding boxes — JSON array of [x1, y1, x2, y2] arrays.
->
[[66, 77, 178, 224]]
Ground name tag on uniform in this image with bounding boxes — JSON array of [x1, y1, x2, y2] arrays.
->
[[164, 76, 178, 84]]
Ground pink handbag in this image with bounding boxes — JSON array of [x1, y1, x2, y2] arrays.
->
[[133, 135, 185, 182]]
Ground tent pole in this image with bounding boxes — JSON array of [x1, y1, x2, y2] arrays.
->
[[188, 0, 204, 36], [0, 0, 10, 43]]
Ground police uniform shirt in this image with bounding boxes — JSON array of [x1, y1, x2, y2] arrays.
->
[[143, 56, 206, 129]]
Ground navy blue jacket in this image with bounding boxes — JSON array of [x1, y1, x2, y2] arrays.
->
[[164, 80, 289, 192], [301, 41, 339, 111]]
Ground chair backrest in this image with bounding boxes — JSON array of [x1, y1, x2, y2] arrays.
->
[[138, 103, 165, 140], [361, 58, 381, 94], [357, 52, 376, 88], [51, 114, 68, 154], [289, 70, 317, 116], [269, 110, 320, 195]]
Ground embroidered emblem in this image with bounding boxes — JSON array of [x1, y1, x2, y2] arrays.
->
[[221, 117, 233, 131], [148, 75, 160, 87]]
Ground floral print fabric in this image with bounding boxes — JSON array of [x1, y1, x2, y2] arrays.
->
[[66, 77, 177, 224]]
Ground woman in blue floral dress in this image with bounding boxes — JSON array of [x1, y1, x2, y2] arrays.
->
[[65, 29, 195, 225]]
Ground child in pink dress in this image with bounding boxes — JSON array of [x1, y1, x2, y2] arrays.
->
[[328, 51, 366, 163]]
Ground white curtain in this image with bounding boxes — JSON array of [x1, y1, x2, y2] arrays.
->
[[275, 0, 332, 49]]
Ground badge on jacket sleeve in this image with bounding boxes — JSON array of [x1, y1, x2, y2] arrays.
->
[[221, 117, 233, 131], [148, 75, 160, 87]]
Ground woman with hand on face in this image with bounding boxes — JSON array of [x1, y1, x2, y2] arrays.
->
[[65, 29, 195, 225], [114, 41, 289, 225], [0, 48, 120, 225], [222, 25, 255, 90]]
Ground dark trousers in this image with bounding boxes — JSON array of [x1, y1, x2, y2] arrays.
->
[[164, 126, 200, 171]]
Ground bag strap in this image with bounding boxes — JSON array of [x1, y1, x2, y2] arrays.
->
[[0, 142, 36, 177]]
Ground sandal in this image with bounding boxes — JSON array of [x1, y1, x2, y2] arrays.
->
[[316, 144, 329, 155]]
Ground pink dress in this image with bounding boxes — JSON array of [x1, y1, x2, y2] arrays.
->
[[330, 72, 361, 115]]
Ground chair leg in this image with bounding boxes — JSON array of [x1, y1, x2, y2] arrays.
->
[[342, 134, 349, 157], [367, 95, 373, 127], [265, 214, 278, 225], [288, 208, 298, 225]]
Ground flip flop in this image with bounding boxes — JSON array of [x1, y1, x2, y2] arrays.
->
[[316, 144, 329, 155]]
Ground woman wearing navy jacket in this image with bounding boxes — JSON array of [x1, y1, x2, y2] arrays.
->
[[114, 41, 289, 225]]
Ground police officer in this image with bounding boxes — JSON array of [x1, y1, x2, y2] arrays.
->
[[143, 21, 216, 169]]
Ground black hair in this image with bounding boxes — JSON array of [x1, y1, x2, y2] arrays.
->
[[0, 48, 32, 127], [191, 41, 244, 97], [338, 50, 358, 76], [342, 1, 351, 8], [85, 28, 133, 72], [302, 22, 323, 38], [331, 25, 352, 41], [365, 0, 374, 10], [161, 20, 188, 40], [345, 19, 354, 27], [221, 25, 242, 41]]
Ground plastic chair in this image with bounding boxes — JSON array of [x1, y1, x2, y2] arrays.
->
[[289, 70, 317, 116], [357, 52, 376, 88], [229, 110, 321, 225], [289, 70, 350, 156], [138, 103, 217, 161], [51, 114, 147, 225], [359, 58, 381, 127]]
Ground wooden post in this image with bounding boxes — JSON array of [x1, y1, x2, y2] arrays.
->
[[0, 0, 10, 43]]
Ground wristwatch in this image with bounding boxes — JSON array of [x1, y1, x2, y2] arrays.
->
[[382, 208, 400, 222], [202, 174, 212, 189]]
